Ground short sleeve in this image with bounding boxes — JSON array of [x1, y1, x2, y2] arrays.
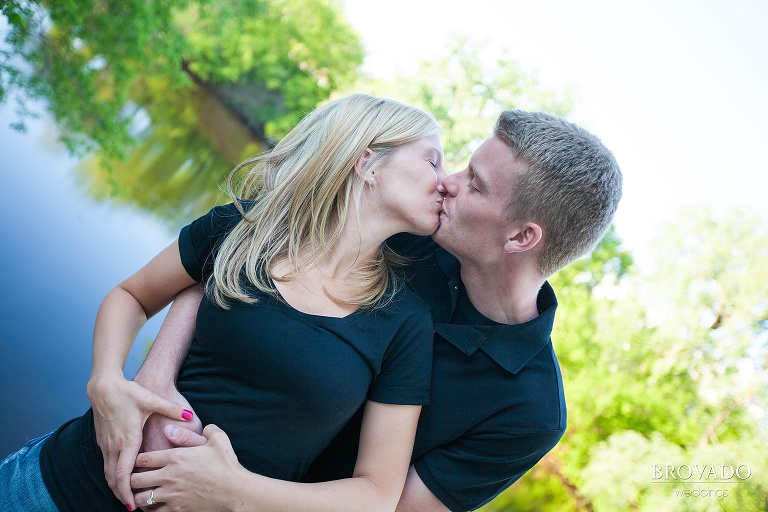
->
[[178, 202, 245, 282], [414, 428, 564, 511], [368, 305, 433, 406]]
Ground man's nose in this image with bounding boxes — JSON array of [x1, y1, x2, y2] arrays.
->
[[438, 171, 459, 197]]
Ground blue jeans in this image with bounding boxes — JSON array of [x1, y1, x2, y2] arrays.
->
[[0, 432, 59, 511]]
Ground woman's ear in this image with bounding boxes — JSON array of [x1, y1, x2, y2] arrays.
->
[[353, 148, 375, 181], [503, 222, 543, 253]]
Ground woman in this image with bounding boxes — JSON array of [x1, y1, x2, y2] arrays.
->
[[0, 94, 446, 511]]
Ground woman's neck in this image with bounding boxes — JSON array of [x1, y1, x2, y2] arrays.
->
[[306, 196, 395, 278], [270, 196, 396, 315]]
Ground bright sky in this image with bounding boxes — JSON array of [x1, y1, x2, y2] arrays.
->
[[342, 0, 768, 258]]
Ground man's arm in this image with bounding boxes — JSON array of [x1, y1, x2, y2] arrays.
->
[[408, 429, 564, 512], [152, 427, 452, 512], [88, 283, 204, 509], [133, 284, 203, 397], [135, 284, 205, 453], [396, 466, 450, 512]]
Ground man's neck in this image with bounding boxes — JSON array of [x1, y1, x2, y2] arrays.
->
[[458, 260, 543, 325]]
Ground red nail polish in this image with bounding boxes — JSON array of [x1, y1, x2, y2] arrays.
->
[[182, 409, 193, 420], [126, 505, 134, 511]]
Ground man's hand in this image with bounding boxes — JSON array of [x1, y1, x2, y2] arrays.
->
[[136, 421, 206, 511], [140, 388, 202, 454], [131, 424, 242, 511], [162, 423, 208, 448], [87, 375, 196, 509]]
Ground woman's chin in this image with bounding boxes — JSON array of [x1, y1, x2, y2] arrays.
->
[[414, 217, 441, 236]]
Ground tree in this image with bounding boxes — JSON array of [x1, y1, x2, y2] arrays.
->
[[485, 206, 768, 511], [337, 35, 574, 171], [2, 0, 362, 156], [1, 0, 363, 226]]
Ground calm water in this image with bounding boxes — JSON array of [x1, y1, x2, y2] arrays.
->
[[0, 106, 180, 457]]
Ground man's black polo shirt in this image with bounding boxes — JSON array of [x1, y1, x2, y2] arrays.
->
[[303, 234, 567, 511]]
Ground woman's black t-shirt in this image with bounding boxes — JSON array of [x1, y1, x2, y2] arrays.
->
[[39, 203, 433, 511]]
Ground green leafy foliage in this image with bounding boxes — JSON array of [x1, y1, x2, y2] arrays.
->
[[578, 431, 768, 511], [486, 206, 768, 511], [4, 4, 766, 507], [340, 36, 574, 171], [2, 0, 362, 227], [177, 0, 363, 137], [1, 0, 363, 158]]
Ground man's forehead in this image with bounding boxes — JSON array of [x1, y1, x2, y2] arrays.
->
[[471, 135, 522, 180]]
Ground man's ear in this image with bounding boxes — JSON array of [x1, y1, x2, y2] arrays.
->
[[504, 222, 543, 253], [353, 148, 375, 181]]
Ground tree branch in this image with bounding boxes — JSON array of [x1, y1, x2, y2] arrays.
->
[[541, 453, 597, 512]]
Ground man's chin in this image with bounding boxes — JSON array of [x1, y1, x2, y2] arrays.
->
[[431, 211, 448, 238], [430, 223, 462, 255], [430, 222, 446, 243]]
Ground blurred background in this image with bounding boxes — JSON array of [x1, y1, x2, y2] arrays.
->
[[1, 1, 766, 510]]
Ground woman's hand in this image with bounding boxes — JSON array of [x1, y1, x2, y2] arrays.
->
[[136, 389, 202, 510], [131, 403, 422, 512], [131, 424, 244, 512], [87, 375, 196, 509]]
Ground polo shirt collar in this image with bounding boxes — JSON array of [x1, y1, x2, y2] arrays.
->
[[481, 284, 557, 374], [433, 247, 558, 375]]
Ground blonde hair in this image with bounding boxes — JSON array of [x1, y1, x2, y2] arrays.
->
[[210, 94, 441, 309]]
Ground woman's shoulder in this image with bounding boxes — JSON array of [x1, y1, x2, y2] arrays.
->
[[200, 199, 256, 230], [182, 199, 258, 245], [178, 200, 257, 282]]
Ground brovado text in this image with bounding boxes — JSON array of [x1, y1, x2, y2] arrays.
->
[[652, 464, 751, 481]]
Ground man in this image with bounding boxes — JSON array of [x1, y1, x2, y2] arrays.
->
[[107, 110, 621, 511]]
